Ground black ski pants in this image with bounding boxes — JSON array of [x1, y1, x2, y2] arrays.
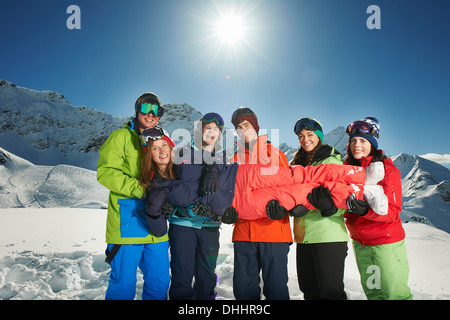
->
[[296, 242, 348, 300]]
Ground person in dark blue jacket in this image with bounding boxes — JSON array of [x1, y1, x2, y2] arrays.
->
[[167, 113, 236, 300]]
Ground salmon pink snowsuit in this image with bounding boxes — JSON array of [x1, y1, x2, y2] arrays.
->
[[231, 163, 366, 220], [166, 148, 366, 220]]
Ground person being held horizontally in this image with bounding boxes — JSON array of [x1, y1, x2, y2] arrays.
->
[[267, 118, 349, 300], [97, 93, 170, 300], [344, 116, 413, 300]]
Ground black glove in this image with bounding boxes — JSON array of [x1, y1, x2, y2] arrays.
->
[[191, 202, 214, 218], [307, 185, 338, 217], [145, 187, 168, 217], [347, 194, 369, 216], [221, 207, 239, 224], [201, 164, 221, 195], [174, 207, 192, 218], [266, 200, 287, 220], [161, 199, 174, 218], [289, 204, 308, 218]]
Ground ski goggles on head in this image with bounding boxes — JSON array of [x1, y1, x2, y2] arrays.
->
[[294, 118, 322, 135], [201, 112, 224, 130], [346, 120, 378, 138], [231, 107, 258, 125], [140, 103, 164, 117], [139, 127, 172, 147]]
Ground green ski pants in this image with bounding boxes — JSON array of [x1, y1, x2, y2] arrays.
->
[[352, 240, 413, 300]]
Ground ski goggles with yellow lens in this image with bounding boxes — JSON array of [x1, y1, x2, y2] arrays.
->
[[140, 103, 164, 117]]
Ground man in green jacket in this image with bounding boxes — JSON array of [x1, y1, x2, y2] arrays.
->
[[97, 92, 170, 300]]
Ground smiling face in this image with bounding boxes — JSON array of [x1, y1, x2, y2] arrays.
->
[[236, 120, 258, 144], [150, 139, 172, 169], [298, 129, 320, 152], [202, 122, 221, 147], [137, 111, 160, 132], [349, 136, 372, 159]]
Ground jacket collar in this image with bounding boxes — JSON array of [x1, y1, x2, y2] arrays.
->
[[347, 149, 385, 167], [235, 134, 269, 153], [190, 138, 224, 154], [359, 155, 373, 167], [124, 117, 141, 135]]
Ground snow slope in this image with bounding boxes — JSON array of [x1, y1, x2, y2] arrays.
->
[[0, 208, 449, 300], [0, 147, 108, 209]]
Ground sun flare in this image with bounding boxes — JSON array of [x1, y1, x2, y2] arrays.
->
[[215, 13, 245, 46], [179, 1, 276, 80]]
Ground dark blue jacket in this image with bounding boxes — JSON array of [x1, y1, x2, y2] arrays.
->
[[161, 144, 239, 228]]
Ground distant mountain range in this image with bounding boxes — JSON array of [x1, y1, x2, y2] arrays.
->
[[1, 78, 449, 233]]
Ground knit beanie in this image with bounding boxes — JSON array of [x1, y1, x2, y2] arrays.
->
[[348, 116, 380, 149], [231, 107, 260, 134], [294, 118, 324, 142]]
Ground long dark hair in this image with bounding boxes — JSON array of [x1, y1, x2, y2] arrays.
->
[[345, 143, 386, 165], [291, 140, 323, 166]]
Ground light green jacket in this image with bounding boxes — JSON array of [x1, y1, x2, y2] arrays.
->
[[293, 147, 349, 244], [97, 121, 169, 244]]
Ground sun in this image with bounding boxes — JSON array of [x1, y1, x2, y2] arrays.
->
[[215, 13, 245, 46], [177, 1, 277, 80]]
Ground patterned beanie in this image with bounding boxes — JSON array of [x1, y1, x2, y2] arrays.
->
[[348, 116, 380, 149]]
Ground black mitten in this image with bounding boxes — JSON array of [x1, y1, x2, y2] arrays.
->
[[347, 194, 369, 216], [200, 164, 221, 195], [266, 200, 288, 220], [221, 207, 239, 224], [161, 199, 174, 218], [191, 202, 214, 218], [307, 185, 338, 217], [289, 204, 308, 218]]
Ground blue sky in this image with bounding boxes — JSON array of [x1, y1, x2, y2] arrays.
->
[[1, 0, 449, 158]]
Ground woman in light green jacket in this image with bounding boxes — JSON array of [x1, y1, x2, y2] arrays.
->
[[290, 118, 348, 300]]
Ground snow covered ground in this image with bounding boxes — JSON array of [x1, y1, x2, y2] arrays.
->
[[0, 207, 449, 300]]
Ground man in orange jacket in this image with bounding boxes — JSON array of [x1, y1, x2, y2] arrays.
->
[[229, 107, 292, 300]]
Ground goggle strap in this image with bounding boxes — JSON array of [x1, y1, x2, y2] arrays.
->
[[294, 118, 322, 134], [139, 127, 166, 146]]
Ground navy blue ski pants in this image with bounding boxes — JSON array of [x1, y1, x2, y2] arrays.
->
[[168, 224, 220, 300], [233, 241, 290, 300]]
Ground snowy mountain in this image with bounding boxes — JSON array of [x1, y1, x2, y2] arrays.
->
[[392, 153, 450, 232], [1, 79, 449, 233], [0, 79, 203, 171]]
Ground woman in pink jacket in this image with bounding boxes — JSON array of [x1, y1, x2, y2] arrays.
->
[[344, 116, 413, 300]]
